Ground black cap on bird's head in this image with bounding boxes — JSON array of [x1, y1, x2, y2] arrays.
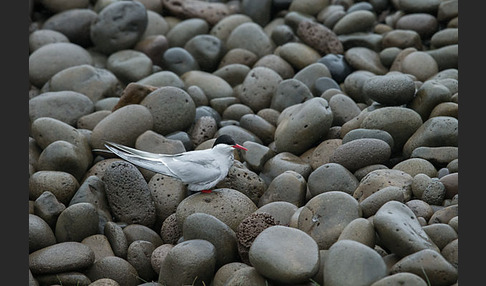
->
[[213, 135, 248, 151]]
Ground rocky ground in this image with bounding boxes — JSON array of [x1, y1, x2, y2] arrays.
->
[[28, 0, 458, 285]]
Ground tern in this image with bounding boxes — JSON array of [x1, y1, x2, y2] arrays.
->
[[103, 135, 248, 193]]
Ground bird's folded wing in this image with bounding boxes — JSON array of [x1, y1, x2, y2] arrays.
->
[[163, 152, 222, 185]]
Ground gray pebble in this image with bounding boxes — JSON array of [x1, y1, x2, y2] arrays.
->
[[259, 170, 307, 207], [392, 158, 438, 178], [398, 0, 440, 14], [337, 217, 375, 248], [150, 244, 174, 274], [226, 22, 274, 58], [255, 201, 299, 226], [190, 116, 217, 147], [94, 97, 119, 111], [213, 64, 251, 87], [135, 130, 186, 155], [218, 48, 258, 68], [159, 239, 216, 286], [81, 234, 115, 262], [342, 128, 394, 149], [345, 47, 387, 75], [249, 226, 319, 284], [107, 50, 153, 84], [442, 238, 458, 269], [396, 13, 438, 40], [324, 240, 386, 286], [271, 24, 298, 47], [181, 70, 234, 101], [183, 213, 238, 268], [29, 214, 56, 253], [296, 20, 344, 55], [212, 262, 250, 286], [277, 42, 321, 71], [239, 114, 275, 145], [408, 80, 451, 121], [370, 272, 427, 286], [222, 103, 254, 121], [224, 266, 268, 286], [162, 47, 200, 75], [148, 173, 187, 228], [307, 163, 359, 197], [29, 171, 79, 205], [123, 224, 163, 248], [33, 191, 66, 229], [253, 54, 295, 79], [259, 152, 312, 186], [167, 18, 209, 48], [270, 78, 313, 112], [333, 10, 376, 35], [374, 201, 439, 257], [29, 29, 69, 52], [241, 141, 275, 173], [90, 1, 148, 54], [141, 10, 169, 38], [360, 186, 405, 217], [187, 85, 209, 107], [55, 202, 99, 242], [184, 34, 224, 72], [137, 70, 185, 89], [104, 221, 128, 259], [293, 63, 332, 96], [29, 42, 93, 87], [426, 44, 458, 71], [318, 53, 353, 83], [298, 191, 361, 249], [42, 8, 97, 47], [36, 272, 91, 286], [29, 241, 95, 275], [215, 125, 263, 145], [310, 139, 342, 169], [210, 14, 253, 42], [362, 73, 416, 106], [86, 256, 139, 286], [90, 104, 153, 149], [423, 223, 457, 250], [431, 28, 458, 49], [329, 93, 361, 126], [330, 138, 391, 172], [239, 67, 282, 112], [103, 161, 156, 227], [127, 240, 157, 282], [421, 178, 446, 205], [353, 169, 413, 203]]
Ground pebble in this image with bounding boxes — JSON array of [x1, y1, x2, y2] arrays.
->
[[85, 256, 139, 286], [249, 225, 319, 284], [345, 47, 388, 75], [104, 222, 128, 259], [162, 47, 200, 75], [421, 178, 446, 205], [408, 80, 452, 121], [400, 51, 439, 82], [81, 234, 114, 263], [277, 42, 321, 70], [342, 128, 394, 149], [150, 243, 174, 273], [33, 191, 66, 229], [260, 152, 312, 186], [423, 223, 457, 250], [392, 158, 438, 178], [183, 213, 238, 268], [140, 86, 195, 135], [184, 34, 224, 72], [29, 214, 57, 253], [212, 262, 250, 286], [405, 199, 435, 221], [353, 169, 413, 203], [333, 10, 376, 35], [370, 272, 428, 286], [293, 63, 332, 96], [307, 163, 359, 197], [296, 20, 344, 55], [362, 73, 416, 106], [442, 238, 458, 269], [137, 71, 184, 89], [239, 114, 275, 145], [222, 103, 254, 121], [162, 0, 232, 26], [429, 204, 458, 224], [29, 241, 95, 275], [396, 13, 438, 40], [298, 191, 361, 249], [430, 28, 458, 49], [90, 104, 153, 149], [360, 186, 405, 217], [36, 272, 91, 286], [374, 201, 439, 257], [337, 217, 375, 248], [318, 54, 353, 83], [253, 54, 295, 79], [181, 70, 234, 100], [102, 161, 156, 227], [329, 93, 362, 126], [274, 97, 333, 155], [239, 67, 282, 112], [142, 10, 169, 38], [342, 70, 376, 104], [224, 266, 268, 285], [42, 8, 97, 47], [270, 78, 313, 112], [29, 42, 93, 88], [390, 249, 458, 286], [127, 240, 157, 281], [135, 35, 169, 68], [218, 48, 258, 68], [158, 239, 216, 286], [310, 139, 342, 169], [410, 146, 458, 168], [215, 125, 263, 145], [271, 24, 298, 47], [258, 170, 307, 207], [213, 64, 251, 87], [29, 28, 69, 53], [330, 138, 391, 172], [382, 30, 423, 50], [106, 50, 153, 84], [90, 1, 147, 55], [55, 202, 99, 242], [210, 14, 252, 42], [226, 22, 274, 58], [29, 171, 79, 205], [426, 44, 458, 71], [241, 141, 275, 173], [123, 224, 163, 248], [324, 240, 387, 286]]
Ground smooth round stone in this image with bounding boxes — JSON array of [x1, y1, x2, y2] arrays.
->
[[86, 256, 139, 286], [184, 34, 224, 72], [329, 94, 361, 126], [370, 272, 428, 286], [439, 172, 458, 199], [374, 201, 439, 257], [342, 128, 394, 149], [307, 163, 359, 197], [42, 8, 97, 47], [345, 47, 387, 75], [140, 86, 195, 135], [161, 47, 200, 75], [239, 67, 282, 112], [176, 188, 257, 232], [106, 49, 153, 83], [437, 0, 458, 22], [330, 138, 391, 172], [35, 272, 91, 286], [249, 225, 319, 284], [241, 141, 275, 173], [186, 85, 209, 107], [423, 223, 457, 250], [137, 71, 184, 89], [224, 266, 268, 285], [426, 44, 458, 71], [362, 73, 416, 106], [403, 116, 458, 157], [293, 63, 332, 96], [102, 161, 156, 227], [296, 20, 344, 55], [390, 249, 458, 285], [213, 64, 251, 87], [430, 102, 458, 118], [90, 1, 148, 54], [315, 76, 340, 95], [218, 48, 258, 68], [39, 0, 89, 12], [270, 78, 313, 112], [181, 70, 233, 100], [253, 54, 295, 79], [147, 173, 186, 227], [339, 32, 383, 52], [442, 239, 458, 269], [29, 91, 94, 126], [81, 234, 115, 262], [361, 106, 423, 152], [333, 10, 376, 35], [274, 97, 333, 155], [47, 64, 121, 103], [379, 47, 402, 68], [342, 70, 376, 103], [298, 191, 361, 249], [29, 171, 79, 205], [396, 13, 438, 40], [29, 42, 93, 87], [353, 169, 413, 202], [29, 242, 95, 275], [29, 29, 69, 52], [318, 54, 353, 83], [183, 213, 238, 268], [400, 52, 439, 82], [104, 221, 128, 259], [222, 103, 254, 121], [163, 0, 231, 26], [278, 42, 321, 70], [159, 239, 216, 286], [429, 204, 458, 224], [257, 108, 280, 126], [325, 240, 387, 286], [392, 158, 437, 178], [411, 173, 432, 199], [141, 10, 169, 38], [239, 114, 275, 145], [408, 80, 451, 121], [135, 35, 169, 67], [90, 104, 153, 149], [29, 214, 56, 253], [430, 28, 458, 49], [288, 0, 329, 16], [255, 201, 298, 226], [398, 0, 440, 14], [259, 170, 307, 207], [127, 240, 157, 281], [271, 24, 298, 46], [226, 22, 274, 58], [123, 224, 163, 248], [360, 186, 405, 217], [150, 244, 174, 273], [406, 199, 434, 221], [212, 262, 251, 286], [210, 14, 253, 42], [259, 152, 312, 186], [95, 97, 119, 111], [33, 191, 66, 229], [337, 217, 375, 248], [55, 202, 99, 242], [215, 125, 263, 145]]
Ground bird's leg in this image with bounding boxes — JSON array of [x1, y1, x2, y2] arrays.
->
[[201, 189, 212, 193]]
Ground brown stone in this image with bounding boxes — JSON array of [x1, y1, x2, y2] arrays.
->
[[112, 83, 158, 111], [296, 20, 343, 55]]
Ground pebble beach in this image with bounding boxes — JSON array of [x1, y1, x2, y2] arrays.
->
[[28, 0, 458, 285]]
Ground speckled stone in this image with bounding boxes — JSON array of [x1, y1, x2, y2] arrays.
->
[[127, 240, 157, 282], [226, 22, 274, 58], [259, 170, 307, 207], [162, 0, 232, 26], [353, 169, 413, 203], [330, 138, 391, 172], [253, 54, 295, 79], [270, 78, 313, 112], [239, 67, 282, 112], [362, 73, 416, 106], [296, 20, 344, 55], [29, 170, 80, 205]]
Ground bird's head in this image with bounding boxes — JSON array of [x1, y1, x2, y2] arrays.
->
[[213, 135, 248, 151]]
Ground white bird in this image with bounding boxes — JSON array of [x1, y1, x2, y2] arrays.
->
[[103, 135, 248, 193]]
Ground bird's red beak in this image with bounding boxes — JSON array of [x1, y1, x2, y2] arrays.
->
[[233, 144, 248, 151]]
